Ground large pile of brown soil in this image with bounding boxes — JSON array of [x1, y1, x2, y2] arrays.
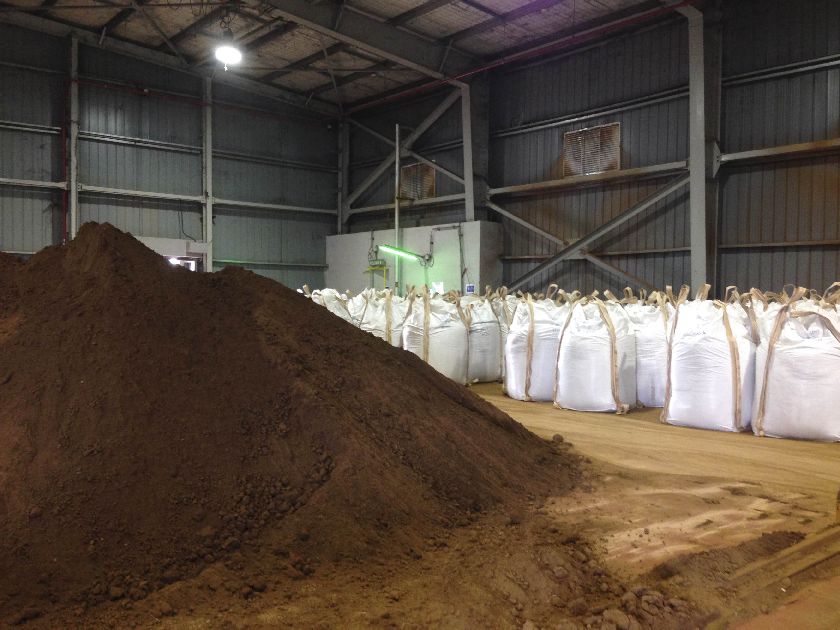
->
[[0, 223, 577, 625]]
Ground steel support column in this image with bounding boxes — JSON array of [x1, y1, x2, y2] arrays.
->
[[337, 121, 349, 233], [703, 3, 722, 293], [680, 5, 707, 291], [202, 77, 214, 270], [68, 36, 79, 238], [460, 84, 475, 221]]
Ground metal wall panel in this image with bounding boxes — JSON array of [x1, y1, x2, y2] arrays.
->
[[78, 140, 202, 195], [0, 187, 61, 253], [212, 206, 332, 287], [490, 20, 688, 131], [723, 0, 840, 76], [718, 156, 840, 290], [80, 86, 201, 146], [79, 195, 202, 240], [723, 68, 840, 152], [213, 157, 335, 209], [213, 105, 335, 167], [78, 46, 202, 96], [0, 129, 62, 182], [0, 65, 65, 127], [0, 23, 67, 71]]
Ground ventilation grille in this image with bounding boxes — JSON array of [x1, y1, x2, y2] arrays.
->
[[562, 123, 621, 177], [399, 163, 436, 200]]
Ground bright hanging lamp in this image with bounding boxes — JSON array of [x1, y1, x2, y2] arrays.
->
[[214, 25, 241, 71]]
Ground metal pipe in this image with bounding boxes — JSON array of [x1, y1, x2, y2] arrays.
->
[[202, 77, 214, 271], [68, 36, 79, 239], [394, 123, 401, 295]]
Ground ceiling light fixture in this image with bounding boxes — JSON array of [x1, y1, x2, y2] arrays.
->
[[215, 28, 241, 71]]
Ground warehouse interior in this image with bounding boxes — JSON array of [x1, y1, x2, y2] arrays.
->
[[1, 0, 840, 628]]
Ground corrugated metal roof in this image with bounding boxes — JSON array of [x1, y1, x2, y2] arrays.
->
[[2, 0, 658, 103]]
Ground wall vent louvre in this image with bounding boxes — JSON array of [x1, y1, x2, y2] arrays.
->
[[399, 163, 436, 200], [562, 123, 621, 177]]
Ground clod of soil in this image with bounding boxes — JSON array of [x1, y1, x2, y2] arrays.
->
[[0, 223, 579, 625]]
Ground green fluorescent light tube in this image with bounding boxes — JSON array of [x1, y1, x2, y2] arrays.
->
[[378, 244, 421, 261]]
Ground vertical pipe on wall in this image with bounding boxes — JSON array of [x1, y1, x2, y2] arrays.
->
[[68, 36, 79, 238], [394, 123, 401, 294], [202, 76, 214, 270], [460, 84, 475, 222], [682, 7, 707, 291]]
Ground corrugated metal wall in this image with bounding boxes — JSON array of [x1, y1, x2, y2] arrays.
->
[[490, 18, 691, 293], [4, 0, 840, 293], [0, 22, 337, 288], [718, 0, 840, 291]]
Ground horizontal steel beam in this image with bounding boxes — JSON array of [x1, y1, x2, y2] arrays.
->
[[0, 119, 61, 135], [507, 174, 690, 291], [720, 138, 840, 165], [0, 176, 66, 190], [489, 162, 688, 197], [261, 0, 473, 81], [214, 258, 328, 269], [212, 197, 337, 215], [348, 193, 465, 216], [78, 184, 204, 203]]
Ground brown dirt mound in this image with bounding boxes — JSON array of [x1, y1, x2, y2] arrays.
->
[[0, 223, 578, 625]]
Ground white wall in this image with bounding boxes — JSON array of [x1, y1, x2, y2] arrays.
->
[[325, 221, 502, 294]]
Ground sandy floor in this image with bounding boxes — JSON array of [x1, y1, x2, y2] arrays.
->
[[473, 383, 840, 629]]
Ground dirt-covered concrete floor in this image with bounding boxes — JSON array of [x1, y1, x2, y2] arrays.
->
[[474, 383, 840, 629]]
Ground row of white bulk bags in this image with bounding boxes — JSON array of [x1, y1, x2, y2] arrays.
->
[[403, 291, 470, 384], [554, 297, 636, 413], [662, 286, 757, 432], [752, 286, 840, 441], [505, 287, 574, 401]]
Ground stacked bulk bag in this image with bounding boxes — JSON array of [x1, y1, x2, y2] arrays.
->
[[466, 295, 504, 383], [752, 285, 840, 441], [662, 285, 757, 432], [623, 288, 676, 408], [403, 290, 470, 384], [490, 287, 518, 378], [352, 289, 413, 348], [505, 286, 574, 401], [554, 295, 636, 413], [304, 286, 355, 324]]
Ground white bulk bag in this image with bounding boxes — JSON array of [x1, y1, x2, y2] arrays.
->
[[403, 293, 469, 384], [662, 287, 756, 432], [308, 287, 355, 324], [752, 287, 840, 441], [490, 288, 518, 379], [504, 289, 572, 402], [624, 291, 675, 408], [554, 298, 636, 413], [353, 290, 411, 348], [466, 298, 503, 383]]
